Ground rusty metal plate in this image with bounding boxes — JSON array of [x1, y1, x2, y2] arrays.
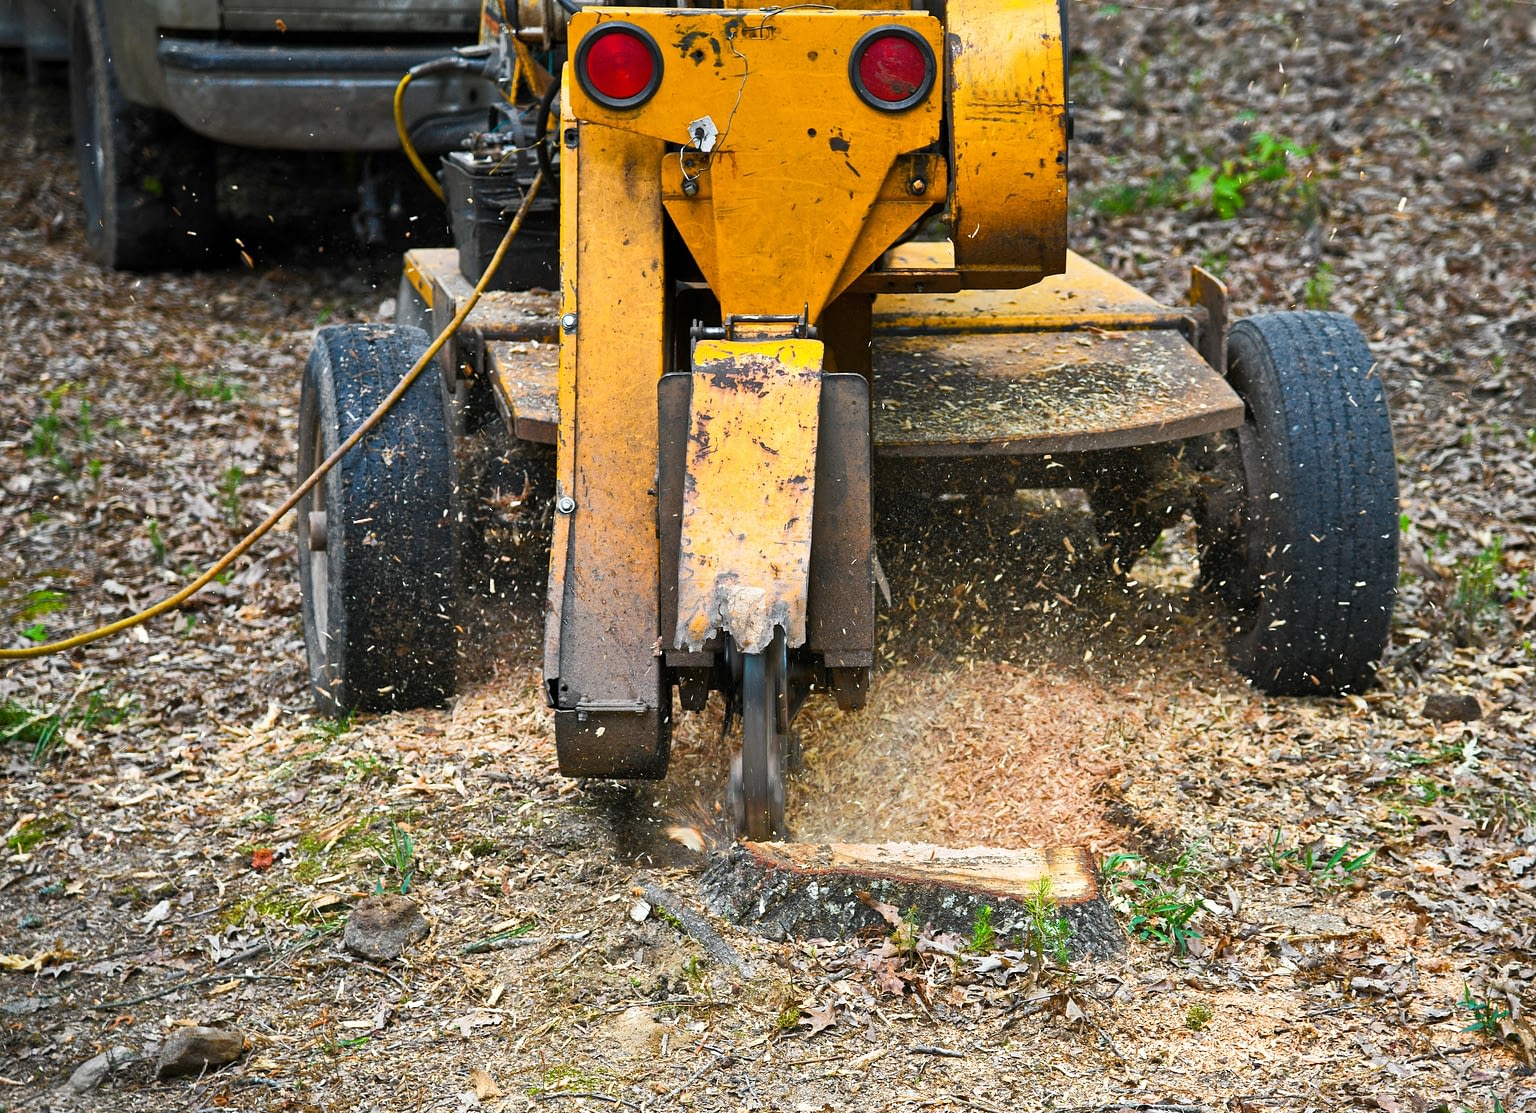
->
[[871, 328, 1244, 457], [408, 247, 561, 338], [871, 247, 1188, 334], [674, 339, 824, 655], [487, 340, 558, 444]]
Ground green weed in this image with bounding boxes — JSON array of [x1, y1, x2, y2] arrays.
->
[[1303, 261, 1335, 310], [1185, 1002, 1213, 1031], [311, 711, 355, 739], [169, 364, 242, 403], [529, 1065, 611, 1096], [344, 753, 388, 783], [1020, 880, 1072, 968], [1460, 983, 1512, 1036], [1266, 829, 1375, 888], [218, 466, 246, 527], [1198, 249, 1229, 277], [1452, 538, 1504, 623], [374, 821, 417, 893], [223, 889, 318, 928], [9, 588, 67, 630], [145, 518, 167, 563], [1102, 848, 1206, 955], [1, 686, 132, 764], [892, 905, 921, 955], [1186, 131, 1319, 220], [26, 384, 88, 473], [681, 954, 708, 996], [968, 904, 997, 954], [1090, 175, 1186, 216]]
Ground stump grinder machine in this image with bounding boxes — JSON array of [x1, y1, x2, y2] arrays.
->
[[296, 0, 1399, 839]]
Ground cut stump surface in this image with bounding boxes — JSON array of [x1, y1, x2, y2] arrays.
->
[[700, 841, 1121, 958]]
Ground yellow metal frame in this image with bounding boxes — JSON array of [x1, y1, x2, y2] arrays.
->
[[947, 0, 1068, 287], [544, 88, 672, 773], [536, 1, 1112, 774], [569, 7, 944, 323]]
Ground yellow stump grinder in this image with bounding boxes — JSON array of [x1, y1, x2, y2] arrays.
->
[[296, 0, 1399, 840]]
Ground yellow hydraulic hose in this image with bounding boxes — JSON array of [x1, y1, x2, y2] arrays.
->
[[1, 170, 546, 662], [395, 68, 447, 202], [396, 40, 551, 203]]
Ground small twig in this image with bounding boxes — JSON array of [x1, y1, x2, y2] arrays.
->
[[783, 1053, 847, 1067], [908, 1044, 964, 1058], [1053, 1106, 1204, 1113], [533, 1094, 640, 1109], [641, 883, 754, 979], [462, 929, 587, 955], [643, 1048, 724, 1111], [1404, 1045, 1482, 1063], [215, 941, 273, 967], [89, 972, 295, 1011], [908, 1096, 1005, 1113], [337, 958, 407, 990], [601, 998, 720, 1012]]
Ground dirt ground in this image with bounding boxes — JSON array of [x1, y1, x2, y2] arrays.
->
[[3, 2, 1535, 1110]]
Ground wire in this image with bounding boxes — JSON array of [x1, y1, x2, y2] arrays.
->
[[1, 170, 547, 663], [395, 54, 502, 202], [533, 74, 562, 186], [394, 64, 448, 202]]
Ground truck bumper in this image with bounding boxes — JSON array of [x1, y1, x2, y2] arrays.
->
[[156, 39, 488, 151]]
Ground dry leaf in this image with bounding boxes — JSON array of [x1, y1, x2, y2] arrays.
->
[[469, 1068, 503, 1100], [856, 891, 902, 928], [1062, 995, 1087, 1027], [1, 948, 79, 973], [139, 899, 171, 932], [800, 1000, 837, 1035]]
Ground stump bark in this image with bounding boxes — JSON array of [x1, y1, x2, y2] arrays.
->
[[699, 841, 1121, 959]]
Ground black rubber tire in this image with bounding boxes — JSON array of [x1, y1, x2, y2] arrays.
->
[[297, 324, 460, 715], [69, 0, 215, 270], [1199, 312, 1398, 695]]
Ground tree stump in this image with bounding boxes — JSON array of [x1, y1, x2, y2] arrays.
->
[[699, 841, 1121, 959]]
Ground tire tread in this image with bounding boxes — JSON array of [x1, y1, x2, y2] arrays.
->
[[1224, 311, 1398, 694]]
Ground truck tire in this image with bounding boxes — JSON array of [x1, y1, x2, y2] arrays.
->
[[297, 324, 460, 715], [1198, 312, 1398, 695], [69, 0, 215, 270]]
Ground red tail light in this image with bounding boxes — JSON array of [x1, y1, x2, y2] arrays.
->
[[576, 23, 663, 110], [849, 27, 935, 111]]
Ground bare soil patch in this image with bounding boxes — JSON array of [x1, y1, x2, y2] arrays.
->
[[3, 3, 1535, 1110]]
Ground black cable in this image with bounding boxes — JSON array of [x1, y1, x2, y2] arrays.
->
[[533, 74, 562, 185], [407, 54, 487, 80], [554, 0, 579, 14]]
